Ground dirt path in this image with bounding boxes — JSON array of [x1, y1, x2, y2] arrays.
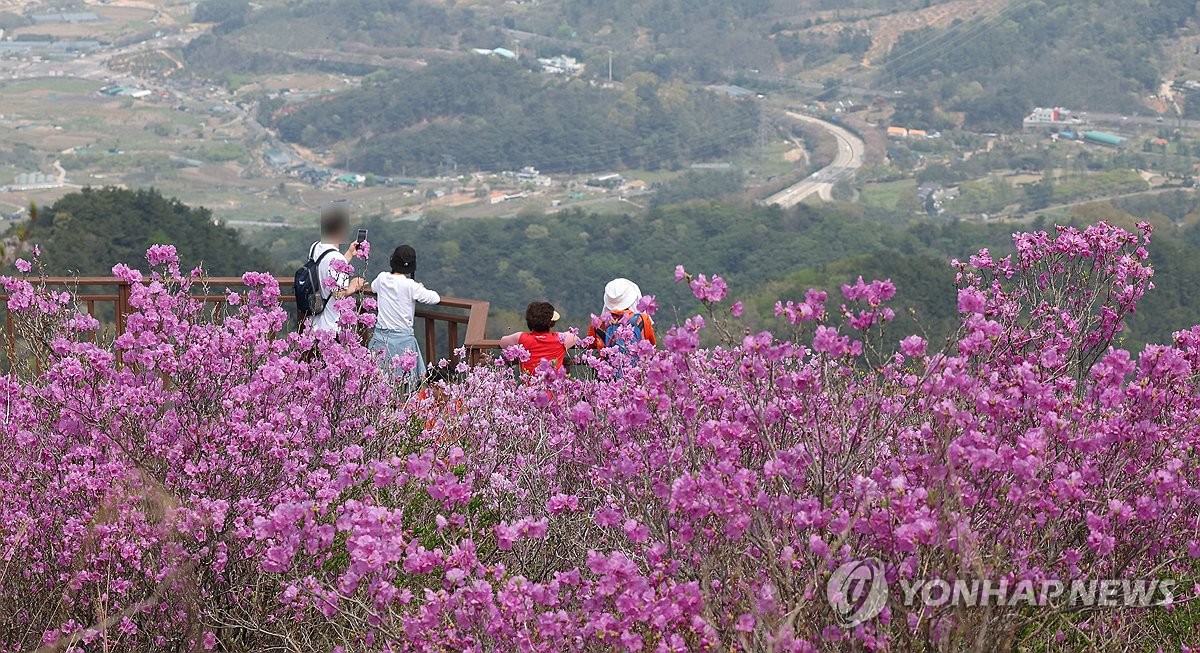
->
[[791, 0, 1008, 66]]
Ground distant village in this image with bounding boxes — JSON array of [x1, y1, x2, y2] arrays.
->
[[2, 3, 1199, 225], [261, 142, 652, 215]]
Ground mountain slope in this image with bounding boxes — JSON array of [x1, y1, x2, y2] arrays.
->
[[268, 58, 760, 175], [22, 188, 276, 277], [883, 0, 1197, 128]]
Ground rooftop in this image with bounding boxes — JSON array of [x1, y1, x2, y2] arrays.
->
[[706, 84, 756, 98]]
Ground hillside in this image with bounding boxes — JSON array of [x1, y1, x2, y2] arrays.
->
[[267, 197, 1200, 350], [268, 57, 760, 175], [182, 0, 938, 78], [170, 0, 1200, 187], [267, 200, 997, 335], [184, 0, 1198, 105], [18, 188, 275, 277], [882, 0, 1198, 129]]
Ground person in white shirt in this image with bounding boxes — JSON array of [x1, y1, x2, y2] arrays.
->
[[366, 245, 440, 386], [308, 202, 365, 333]]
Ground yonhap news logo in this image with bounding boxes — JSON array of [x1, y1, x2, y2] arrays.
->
[[825, 559, 1177, 627], [895, 577, 1177, 610], [826, 558, 889, 627]]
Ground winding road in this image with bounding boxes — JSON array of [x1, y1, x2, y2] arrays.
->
[[764, 112, 866, 207]]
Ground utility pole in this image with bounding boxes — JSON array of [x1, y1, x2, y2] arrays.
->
[[608, 51, 613, 82]]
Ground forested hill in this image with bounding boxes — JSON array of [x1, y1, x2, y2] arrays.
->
[[266, 202, 978, 338], [18, 188, 275, 277], [8, 188, 1199, 352], [182, 0, 935, 80], [268, 58, 760, 175], [268, 199, 1200, 351], [186, 0, 1197, 141], [885, 0, 1198, 131]]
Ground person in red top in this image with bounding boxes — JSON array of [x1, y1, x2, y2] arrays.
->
[[499, 302, 580, 374], [587, 278, 657, 350]]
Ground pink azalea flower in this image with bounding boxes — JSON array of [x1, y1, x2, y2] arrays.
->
[[899, 335, 927, 358]]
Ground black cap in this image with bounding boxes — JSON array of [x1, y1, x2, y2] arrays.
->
[[391, 245, 416, 274]]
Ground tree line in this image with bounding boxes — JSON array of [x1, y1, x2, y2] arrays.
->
[[266, 197, 1200, 351], [18, 188, 1197, 355]]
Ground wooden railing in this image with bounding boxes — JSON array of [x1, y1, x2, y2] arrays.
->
[[0, 276, 501, 368]]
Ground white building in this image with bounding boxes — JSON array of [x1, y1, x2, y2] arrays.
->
[[1023, 107, 1080, 129], [537, 55, 583, 75]]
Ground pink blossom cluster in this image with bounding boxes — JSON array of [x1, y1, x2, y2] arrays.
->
[[1, 221, 1198, 651], [688, 272, 728, 303]]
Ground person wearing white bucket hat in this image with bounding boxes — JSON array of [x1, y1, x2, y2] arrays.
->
[[603, 278, 642, 312], [589, 277, 656, 352]]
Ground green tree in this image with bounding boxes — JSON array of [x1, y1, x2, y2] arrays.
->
[[1022, 177, 1055, 212], [193, 0, 249, 26]]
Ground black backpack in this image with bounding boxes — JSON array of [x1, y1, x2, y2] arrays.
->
[[294, 243, 336, 320]]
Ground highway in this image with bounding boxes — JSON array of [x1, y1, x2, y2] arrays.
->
[[1083, 112, 1200, 130], [763, 111, 866, 207]]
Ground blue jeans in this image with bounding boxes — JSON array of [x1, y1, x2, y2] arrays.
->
[[369, 327, 425, 385]]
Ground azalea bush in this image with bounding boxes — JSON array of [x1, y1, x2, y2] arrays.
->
[[1, 222, 1199, 652]]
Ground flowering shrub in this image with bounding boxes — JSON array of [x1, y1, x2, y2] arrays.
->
[[1, 222, 1199, 651]]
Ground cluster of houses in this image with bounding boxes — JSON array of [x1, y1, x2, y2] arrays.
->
[[262, 148, 422, 189], [482, 167, 558, 203], [264, 148, 334, 186], [259, 143, 648, 211]]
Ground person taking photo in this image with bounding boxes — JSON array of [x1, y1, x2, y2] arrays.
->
[[306, 201, 366, 333]]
